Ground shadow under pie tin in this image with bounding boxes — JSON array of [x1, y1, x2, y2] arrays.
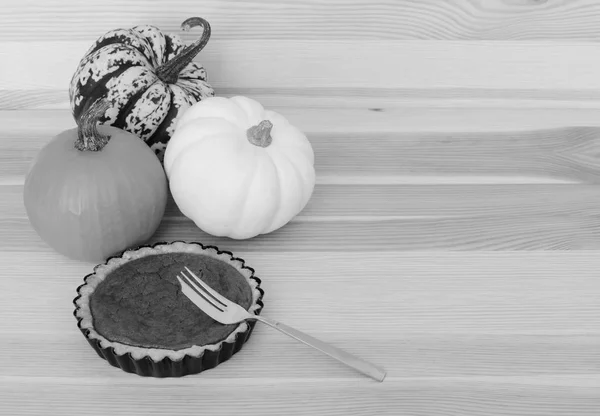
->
[[73, 241, 265, 377]]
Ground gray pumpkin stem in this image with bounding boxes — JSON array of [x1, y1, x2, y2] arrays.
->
[[247, 120, 274, 148], [156, 17, 211, 84], [75, 99, 112, 152]]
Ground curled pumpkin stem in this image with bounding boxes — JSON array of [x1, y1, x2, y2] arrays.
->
[[156, 17, 211, 84], [75, 99, 112, 152]]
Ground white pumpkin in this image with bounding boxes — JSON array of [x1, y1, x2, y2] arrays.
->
[[164, 96, 316, 239]]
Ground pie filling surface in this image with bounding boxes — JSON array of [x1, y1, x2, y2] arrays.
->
[[89, 252, 253, 351]]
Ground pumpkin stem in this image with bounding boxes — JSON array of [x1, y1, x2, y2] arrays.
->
[[156, 17, 211, 84], [75, 98, 112, 152], [246, 120, 273, 148]]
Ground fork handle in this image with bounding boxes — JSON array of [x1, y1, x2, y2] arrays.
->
[[252, 315, 386, 382]]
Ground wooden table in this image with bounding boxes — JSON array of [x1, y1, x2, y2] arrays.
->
[[2, 2, 600, 415]]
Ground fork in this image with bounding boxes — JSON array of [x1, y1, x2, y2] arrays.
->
[[176, 266, 387, 382]]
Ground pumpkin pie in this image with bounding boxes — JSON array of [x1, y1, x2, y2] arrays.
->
[[73, 241, 264, 377]]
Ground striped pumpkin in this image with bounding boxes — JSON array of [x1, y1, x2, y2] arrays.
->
[[68, 17, 214, 162]]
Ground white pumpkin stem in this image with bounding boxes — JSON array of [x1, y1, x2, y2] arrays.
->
[[247, 120, 273, 147], [156, 17, 211, 84], [75, 99, 112, 152]]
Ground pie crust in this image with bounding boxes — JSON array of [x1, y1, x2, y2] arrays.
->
[[73, 241, 264, 377]]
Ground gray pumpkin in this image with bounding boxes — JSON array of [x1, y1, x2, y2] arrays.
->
[[68, 17, 214, 162]]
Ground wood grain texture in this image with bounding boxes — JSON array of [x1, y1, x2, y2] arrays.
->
[[4, 1, 600, 413], [6, 109, 600, 184], [4, 105, 600, 413], [3, 38, 600, 111], [4, 212, 600, 252], [4, 182, 600, 221], [3, 250, 600, 335], [5, 109, 600, 251], [5, 111, 600, 183], [4, 40, 600, 93], [2, 378, 598, 416], [5, 0, 600, 42], [8, 107, 600, 138], [6, 181, 600, 251], [4, 2, 600, 113], [11, 88, 600, 111], [1, 251, 600, 415]]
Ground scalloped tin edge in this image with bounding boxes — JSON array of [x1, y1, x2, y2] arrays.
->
[[72, 240, 265, 378]]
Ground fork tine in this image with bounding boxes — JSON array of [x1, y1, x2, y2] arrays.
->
[[184, 266, 229, 308], [178, 272, 225, 312]]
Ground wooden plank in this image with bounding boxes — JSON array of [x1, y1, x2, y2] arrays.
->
[[2, 377, 599, 416], [10, 88, 600, 111], [308, 128, 600, 183], [3, 332, 600, 380], [8, 107, 600, 138], [150, 214, 600, 251], [4, 250, 600, 300], [3, 41, 600, 94], [5, 250, 600, 287], [164, 183, 600, 220], [4, 207, 600, 252], [6, 183, 600, 221], [5, 0, 600, 42], [5, 115, 600, 184]]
